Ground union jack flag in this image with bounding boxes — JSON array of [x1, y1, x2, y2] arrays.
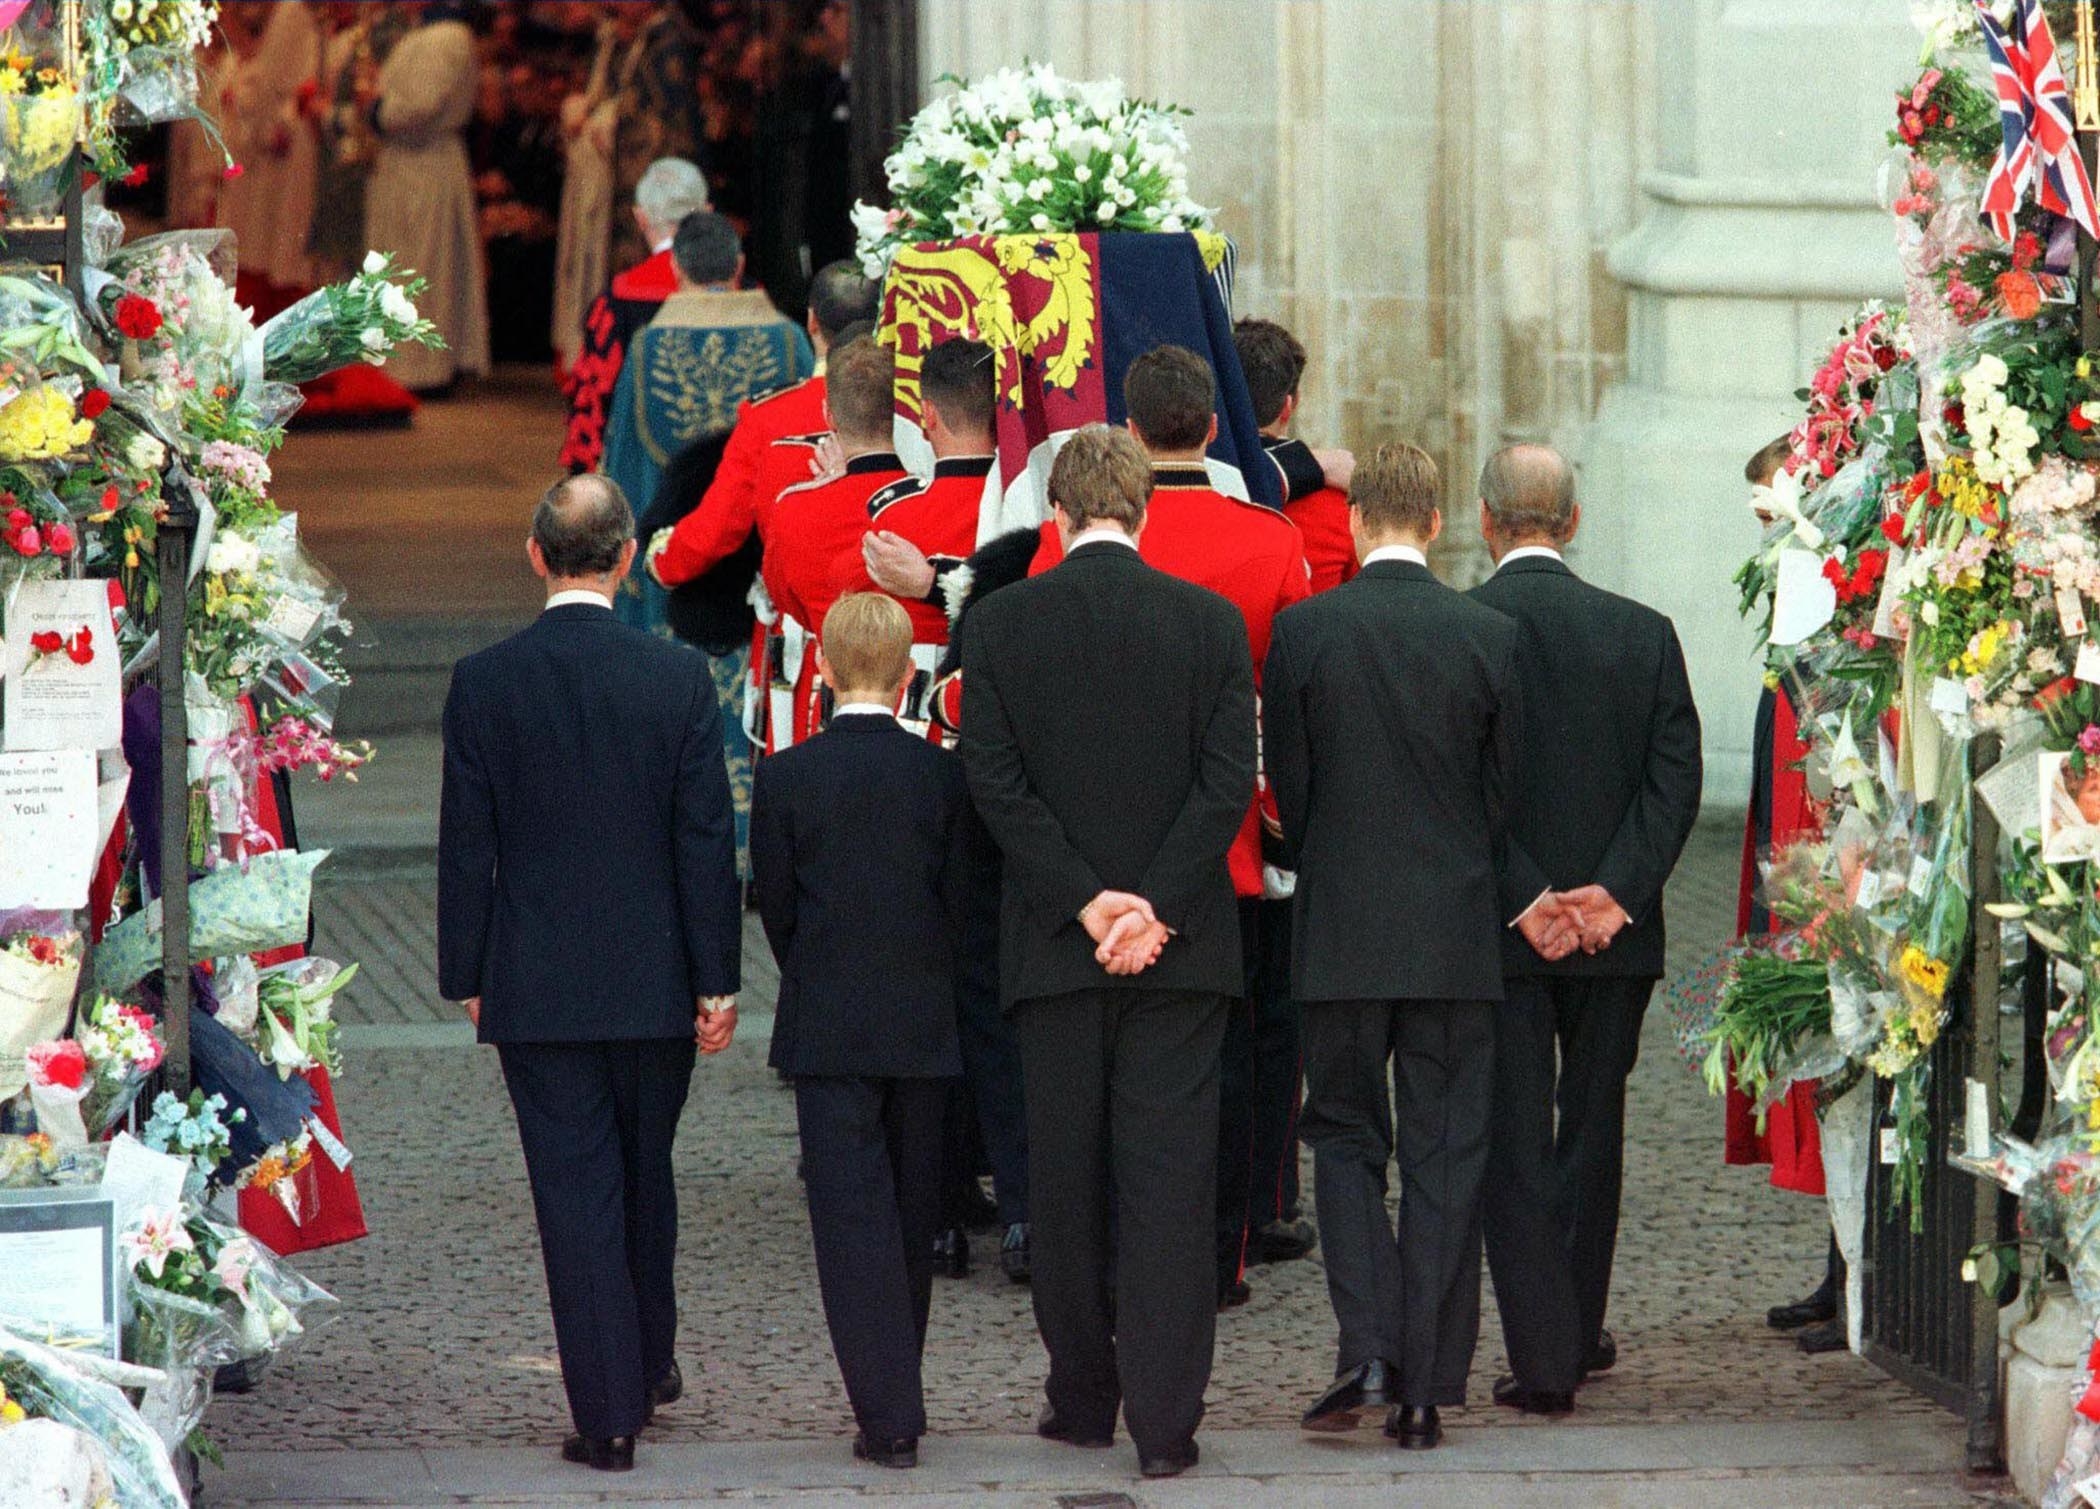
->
[[1977, 0, 2100, 240]]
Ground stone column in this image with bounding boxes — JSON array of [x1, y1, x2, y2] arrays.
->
[[1582, 0, 1915, 805]]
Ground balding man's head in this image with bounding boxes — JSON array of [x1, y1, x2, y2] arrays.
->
[[1479, 444, 1578, 548], [532, 473, 635, 583]]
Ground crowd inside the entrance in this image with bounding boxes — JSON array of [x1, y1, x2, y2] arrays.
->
[[150, 0, 852, 391], [434, 136, 1711, 1476]]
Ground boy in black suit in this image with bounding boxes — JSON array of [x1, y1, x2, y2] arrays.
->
[[749, 593, 977, 1471]]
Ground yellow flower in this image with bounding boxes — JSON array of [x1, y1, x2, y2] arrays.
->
[[1911, 998, 1943, 1048], [0, 82, 78, 173], [1934, 456, 1999, 522], [0, 386, 91, 461], [1899, 944, 1949, 1000]]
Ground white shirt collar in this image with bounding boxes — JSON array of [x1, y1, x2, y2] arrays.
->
[[545, 588, 615, 611], [1497, 545, 1564, 569], [831, 702, 896, 719], [1362, 545, 1427, 568], [651, 235, 674, 255], [1068, 526, 1139, 553]]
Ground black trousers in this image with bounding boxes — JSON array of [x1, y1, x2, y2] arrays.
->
[[1543, 974, 1655, 1356], [1011, 987, 1227, 1457], [795, 1075, 947, 1441], [1215, 899, 1304, 1289], [1482, 979, 1583, 1393], [1249, 898, 1304, 1225], [497, 1037, 695, 1440], [1299, 998, 1494, 1409], [957, 845, 1029, 1225]]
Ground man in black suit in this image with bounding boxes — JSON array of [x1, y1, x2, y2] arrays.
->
[[1470, 445, 1702, 1407], [960, 424, 1256, 1481], [1263, 442, 1521, 1452], [750, 592, 980, 1471], [437, 475, 742, 1473]]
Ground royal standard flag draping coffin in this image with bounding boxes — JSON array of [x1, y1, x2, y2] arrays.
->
[[879, 230, 1278, 540]]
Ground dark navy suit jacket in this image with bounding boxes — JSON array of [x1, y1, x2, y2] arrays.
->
[[437, 600, 742, 1041], [749, 712, 973, 1078]]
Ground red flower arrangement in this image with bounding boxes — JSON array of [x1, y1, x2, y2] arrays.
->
[[1894, 70, 1945, 147], [113, 293, 163, 340], [25, 1039, 86, 1092], [4, 503, 73, 558], [79, 387, 110, 419], [1823, 548, 1890, 606]]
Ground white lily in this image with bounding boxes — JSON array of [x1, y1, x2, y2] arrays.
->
[[1751, 464, 1823, 551]]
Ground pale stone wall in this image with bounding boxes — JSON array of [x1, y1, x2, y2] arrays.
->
[[918, 0, 1920, 805]]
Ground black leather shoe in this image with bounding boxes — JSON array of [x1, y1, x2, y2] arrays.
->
[[1767, 1289, 1838, 1330], [1217, 1278, 1250, 1312], [1492, 1375, 1575, 1415], [1384, 1405, 1441, 1450], [1037, 1403, 1114, 1448], [1300, 1359, 1393, 1432], [649, 1361, 683, 1410], [933, 1226, 969, 1278], [561, 1434, 635, 1472], [1797, 1319, 1846, 1354], [1583, 1328, 1617, 1375], [1251, 1218, 1317, 1264], [1000, 1222, 1031, 1284], [853, 1432, 918, 1469], [1139, 1440, 1199, 1479]]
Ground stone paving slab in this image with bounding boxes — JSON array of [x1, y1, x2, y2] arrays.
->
[[201, 1424, 1995, 1507]]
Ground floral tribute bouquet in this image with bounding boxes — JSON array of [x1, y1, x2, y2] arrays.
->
[[851, 62, 1215, 276], [259, 251, 440, 385], [1724, 0, 2100, 1266]]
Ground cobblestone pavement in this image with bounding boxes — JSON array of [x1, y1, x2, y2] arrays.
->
[[203, 817, 1966, 1476]]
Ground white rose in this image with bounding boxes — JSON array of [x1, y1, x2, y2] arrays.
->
[[1074, 164, 1092, 184], [1027, 179, 1050, 202], [360, 327, 389, 354], [1098, 202, 1117, 222], [361, 250, 387, 276], [1030, 212, 1052, 231], [379, 283, 418, 326]]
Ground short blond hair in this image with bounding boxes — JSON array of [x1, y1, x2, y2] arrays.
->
[[1351, 442, 1440, 538], [1049, 424, 1153, 530], [821, 592, 913, 693]]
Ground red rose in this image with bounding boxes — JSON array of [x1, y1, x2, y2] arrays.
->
[[1881, 514, 1909, 544], [79, 388, 109, 419], [28, 630, 61, 653], [1875, 345, 1899, 371], [113, 294, 163, 340], [99, 485, 119, 512], [1822, 557, 1847, 588], [7, 525, 39, 557], [25, 936, 59, 966], [121, 162, 150, 188], [46, 522, 73, 554], [65, 627, 93, 665]]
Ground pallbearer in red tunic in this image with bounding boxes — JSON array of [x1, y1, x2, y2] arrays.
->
[[559, 158, 711, 473], [647, 261, 882, 591], [835, 337, 999, 653], [759, 337, 908, 750], [1234, 320, 1357, 595], [1027, 347, 1310, 1307]]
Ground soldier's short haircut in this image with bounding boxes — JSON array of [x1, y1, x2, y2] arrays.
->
[[1479, 444, 1576, 540], [1049, 425, 1154, 532], [1745, 435, 1792, 486], [1124, 345, 1216, 453], [533, 473, 634, 577], [920, 339, 996, 437], [1234, 318, 1308, 428], [636, 157, 710, 224], [1350, 443, 1440, 540], [671, 211, 741, 286], [825, 336, 896, 442], [821, 593, 913, 693], [808, 260, 882, 342]]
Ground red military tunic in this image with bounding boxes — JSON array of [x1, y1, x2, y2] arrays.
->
[[762, 451, 910, 747], [831, 454, 994, 647], [654, 373, 830, 588], [1263, 435, 1356, 594], [1032, 463, 1311, 895]]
